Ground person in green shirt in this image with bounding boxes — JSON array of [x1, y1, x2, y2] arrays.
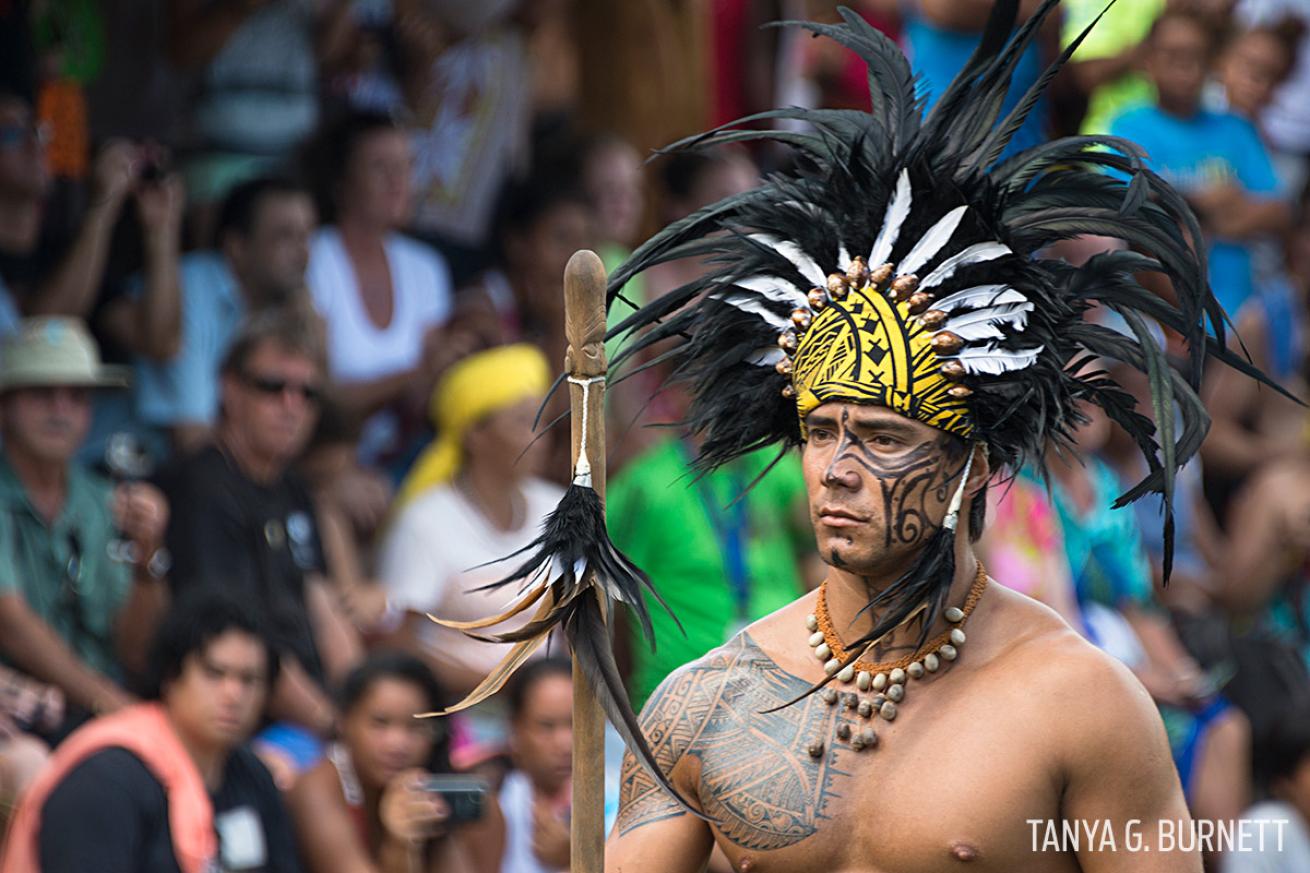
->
[[0, 318, 170, 728], [608, 437, 816, 710], [1063, 0, 1164, 135]]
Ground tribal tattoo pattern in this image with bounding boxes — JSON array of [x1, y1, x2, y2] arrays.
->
[[821, 409, 961, 554], [617, 634, 855, 850]]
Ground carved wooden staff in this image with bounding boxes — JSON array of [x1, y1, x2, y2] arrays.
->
[[426, 250, 695, 865], [564, 249, 608, 873]]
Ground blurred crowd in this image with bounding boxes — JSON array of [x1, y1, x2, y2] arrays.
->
[[1, 0, 1310, 871]]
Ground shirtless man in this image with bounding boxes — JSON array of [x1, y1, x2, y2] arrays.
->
[[445, 4, 1253, 871], [606, 404, 1196, 872]]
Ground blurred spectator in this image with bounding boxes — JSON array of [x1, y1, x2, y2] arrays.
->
[[321, 0, 444, 117], [158, 312, 362, 748], [0, 665, 59, 837], [977, 476, 1084, 630], [1209, 15, 1303, 124], [118, 176, 316, 454], [0, 91, 46, 334], [1237, 0, 1310, 196], [0, 318, 169, 724], [1, 592, 300, 873], [903, 0, 1055, 157], [404, 3, 536, 275], [1225, 699, 1310, 872], [499, 658, 571, 873], [1111, 9, 1291, 319], [641, 148, 758, 304], [459, 172, 592, 366], [569, 131, 648, 354], [607, 393, 816, 711], [299, 401, 394, 635], [167, 0, 355, 235], [1041, 405, 1252, 831], [799, 2, 899, 114], [288, 651, 504, 873], [0, 93, 161, 329], [578, 134, 643, 286], [1218, 458, 1310, 667], [305, 111, 460, 472], [379, 344, 562, 750], [1063, 0, 1163, 135]]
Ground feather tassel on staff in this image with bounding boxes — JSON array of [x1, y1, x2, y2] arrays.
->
[[421, 251, 701, 873]]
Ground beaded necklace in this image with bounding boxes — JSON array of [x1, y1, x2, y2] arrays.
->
[[801, 562, 988, 753]]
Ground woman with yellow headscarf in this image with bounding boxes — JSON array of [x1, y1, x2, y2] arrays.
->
[[378, 344, 564, 755]]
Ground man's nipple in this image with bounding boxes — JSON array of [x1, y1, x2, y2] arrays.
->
[[950, 841, 981, 862]]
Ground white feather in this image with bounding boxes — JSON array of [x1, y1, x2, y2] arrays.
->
[[920, 242, 1012, 290], [948, 313, 1027, 343], [749, 234, 827, 287], [946, 344, 1044, 376], [735, 275, 808, 308], [837, 243, 851, 272], [933, 284, 1027, 313], [868, 168, 912, 267], [943, 303, 1033, 333], [747, 347, 786, 367], [709, 292, 790, 329], [899, 205, 969, 276]]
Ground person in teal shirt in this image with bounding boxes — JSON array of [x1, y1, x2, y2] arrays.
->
[[607, 440, 814, 710], [0, 318, 170, 724]]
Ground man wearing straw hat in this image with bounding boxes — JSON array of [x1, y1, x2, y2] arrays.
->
[[0, 317, 170, 731]]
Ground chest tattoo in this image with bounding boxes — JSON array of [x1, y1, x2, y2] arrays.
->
[[617, 635, 850, 850]]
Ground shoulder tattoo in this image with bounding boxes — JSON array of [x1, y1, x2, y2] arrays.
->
[[616, 634, 849, 851]]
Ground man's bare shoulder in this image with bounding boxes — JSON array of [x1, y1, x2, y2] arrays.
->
[[617, 632, 821, 839], [983, 584, 1165, 759]]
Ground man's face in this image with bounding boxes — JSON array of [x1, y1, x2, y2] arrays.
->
[[226, 193, 316, 304], [164, 630, 270, 752], [801, 402, 965, 578], [222, 342, 322, 465], [0, 386, 93, 465], [511, 674, 573, 793], [0, 97, 50, 202], [1146, 17, 1212, 113]]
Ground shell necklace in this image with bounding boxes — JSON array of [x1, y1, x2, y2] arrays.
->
[[803, 562, 988, 753]]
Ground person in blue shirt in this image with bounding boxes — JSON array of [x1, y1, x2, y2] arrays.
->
[[129, 177, 317, 454], [1109, 8, 1291, 319]]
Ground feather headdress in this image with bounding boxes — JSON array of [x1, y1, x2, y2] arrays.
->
[[602, 1, 1280, 673]]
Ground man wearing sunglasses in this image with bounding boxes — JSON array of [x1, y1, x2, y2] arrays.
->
[[159, 310, 362, 770], [0, 318, 171, 733]]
